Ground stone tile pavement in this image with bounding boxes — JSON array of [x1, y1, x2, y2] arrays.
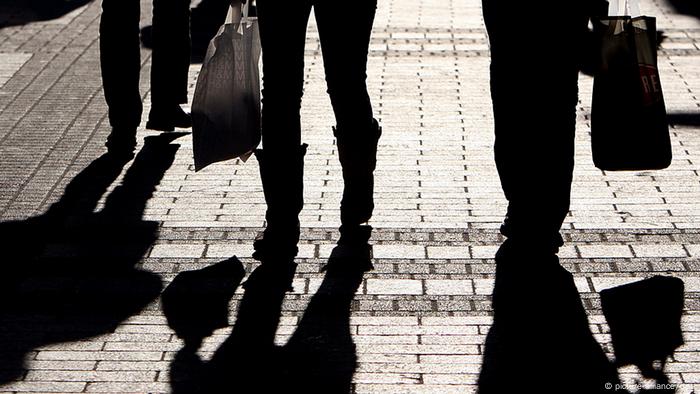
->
[[0, 0, 699, 392]]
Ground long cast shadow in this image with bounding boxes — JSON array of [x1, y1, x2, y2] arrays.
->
[[0, 133, 185, 385], [0, 0, 93, 29], [478, 242, 622, 394], [278, 238, 370, 393], [166, 227, 372, 393], [601, 276, 684, 393], [667, 112, 700, 128]]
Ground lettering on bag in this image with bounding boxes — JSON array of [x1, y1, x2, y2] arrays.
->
[[639, 64, 662, 105]]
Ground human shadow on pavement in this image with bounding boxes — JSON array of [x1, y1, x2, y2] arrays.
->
[[478, 241, 622, 394], [278, 227, 371, 393], [167, 226, 372, 393], [163, 257, 246, 394], [170, 257, 297, 393], [0, 0, 93, 29], [0, 133, 185, 385], [601, 276, 685, 394]]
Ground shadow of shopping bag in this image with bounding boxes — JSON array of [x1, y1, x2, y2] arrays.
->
[[191, 1, 261, 171], [591, 15, 671, 171], [161, 257, 245, 343], [600, 276, 684, 379]]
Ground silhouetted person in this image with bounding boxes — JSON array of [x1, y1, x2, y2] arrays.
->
[[479, 1, 616, 392], [100, 0, 192, 155], [482, 0, 607, 258], [100, 0, 142, 155], [251, 0, 381, 271], [146, 0, 193, 131]]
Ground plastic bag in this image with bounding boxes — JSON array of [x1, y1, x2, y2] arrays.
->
[[192, 1, 261, 171], [590, 0, 671, 170]]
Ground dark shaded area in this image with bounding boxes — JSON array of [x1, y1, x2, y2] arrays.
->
[[167, 258, 297, 393], [478, 241, 622, 394], [667, 112, 700, 127], [162, 258, 245, 345], [278, 232, 371, 393], [666, 0, 700, 19], [140, 0, 245, 63], [0, 0, 93, 28], [601, 276, 684, 393], [479, 243, 686, 393], [0, 133, 185, 384], [166, 226, 372, 393]]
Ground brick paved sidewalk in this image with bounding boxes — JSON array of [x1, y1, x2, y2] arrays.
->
[[0, 0, 699, 392]]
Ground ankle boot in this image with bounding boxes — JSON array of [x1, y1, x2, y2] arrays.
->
[[252, 144, 308, 262], [334, 119, 382, 226]]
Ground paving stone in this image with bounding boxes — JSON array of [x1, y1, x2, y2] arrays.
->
[[0, 0, 699, 392], [365, 279, 423, 295]]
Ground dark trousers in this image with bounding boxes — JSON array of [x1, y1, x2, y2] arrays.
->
[[482, 2, 590, 251], [100, 0, 142, 130], [255, 0, 377, 152], [151, 0, 191, 108], [100, 0, 191, 130]]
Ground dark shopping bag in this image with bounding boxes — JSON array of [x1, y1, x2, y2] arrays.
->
[[590, 12, 671, 171], [192, 1, 261, 171]]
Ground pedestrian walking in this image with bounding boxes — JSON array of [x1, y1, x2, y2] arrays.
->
[[100, 0, 142, 155], [146, 0, 193, 131], [250, 0, 382, 271], [100, 0, 192, 156], [477, 1, 618, 392], [482, 0, 606, 261]]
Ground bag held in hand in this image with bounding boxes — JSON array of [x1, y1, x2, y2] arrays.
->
[[591, 13, 671, 171], [192, 1, 261, 171]]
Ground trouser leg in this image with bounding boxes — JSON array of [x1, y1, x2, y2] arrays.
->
[[314, 0, 380, 226], [151, 0, 191, 107], [100, 0, 142, 130]]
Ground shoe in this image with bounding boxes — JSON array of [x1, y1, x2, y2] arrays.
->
[[146, 105, 192, 131], [105, 128, 136, 158]]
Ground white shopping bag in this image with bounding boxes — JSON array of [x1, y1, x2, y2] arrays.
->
[[192, 1, 261, 171]]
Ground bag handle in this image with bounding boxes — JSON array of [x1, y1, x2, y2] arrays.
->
[[608, 0, 642, 17], [227, 0, 251, 32]]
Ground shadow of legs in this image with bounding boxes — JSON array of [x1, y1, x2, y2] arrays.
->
[[478, 241, 621, 394], [163, 257, 246, 394], [0, 133, 185, 384], [278, 227, 371, 392]]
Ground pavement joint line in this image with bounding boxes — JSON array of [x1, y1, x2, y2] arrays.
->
[[1, 0, 699, 392]]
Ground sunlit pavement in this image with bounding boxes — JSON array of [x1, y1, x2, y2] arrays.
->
[[0, 0, 699, 392]]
